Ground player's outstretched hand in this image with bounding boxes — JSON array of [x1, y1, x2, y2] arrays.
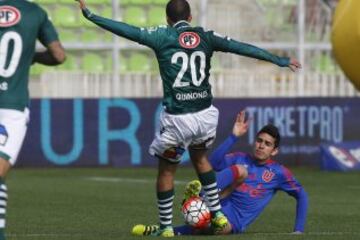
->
[[75, 0, 86, 10], [232, 110, 250, 138], [288, 58, 302, 72]]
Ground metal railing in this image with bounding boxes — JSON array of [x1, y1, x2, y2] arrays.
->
[[30, 71, 359, 98]]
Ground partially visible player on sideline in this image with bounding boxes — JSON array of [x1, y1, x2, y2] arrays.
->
[[75, 0, 301, 236], [135, 111, 308, 235], [0, 1, 65, 239]]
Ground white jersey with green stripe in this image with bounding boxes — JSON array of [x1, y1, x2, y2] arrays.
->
[[82, 9, 290, 114]]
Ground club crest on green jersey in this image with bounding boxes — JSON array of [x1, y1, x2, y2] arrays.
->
[[179, 32, 200, 49], [0, 6, 21, 27]]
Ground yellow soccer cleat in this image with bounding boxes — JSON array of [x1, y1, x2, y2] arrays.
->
[[131, 224, 174, 237], [131, 224, 159, 236], [211, 211, 230, 234], [182, 180, 202, 204], [153, 226, 175, 237]]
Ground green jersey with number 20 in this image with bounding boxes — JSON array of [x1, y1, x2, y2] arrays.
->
[[82, 9, 290, 114], [0, 0, 59, 111]]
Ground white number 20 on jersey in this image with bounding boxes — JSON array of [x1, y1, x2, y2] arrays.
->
[[0, 31, 23, 78], [171, 51, 206, 88]]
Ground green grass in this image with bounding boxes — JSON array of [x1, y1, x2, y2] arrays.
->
[[5, 167, 360, 240]]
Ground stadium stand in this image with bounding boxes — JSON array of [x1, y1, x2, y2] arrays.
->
[[58, 28, 78, 42], [57, 54, 79, 71], [53, 6, 80, 27], [148, 6, 166, 26], [123, 6, 147, 26], [30, 0, 358, 97], [128, 53, 151, 72], [82, 53, 107, 73]]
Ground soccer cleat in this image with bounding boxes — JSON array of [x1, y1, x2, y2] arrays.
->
[[131, 224, 159, 236], [152, 226, 175, 237], [131, 224, 174, 237], [182, 180, 202, 204], [211, 211, 229, 234]]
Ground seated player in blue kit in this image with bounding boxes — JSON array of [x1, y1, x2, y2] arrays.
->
[[133, 111, 308, 235]]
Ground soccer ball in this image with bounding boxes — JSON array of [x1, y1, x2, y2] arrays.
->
[[181, 196, 211, 228]]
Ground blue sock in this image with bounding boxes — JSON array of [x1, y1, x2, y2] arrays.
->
[[173, 225, 194, 235]]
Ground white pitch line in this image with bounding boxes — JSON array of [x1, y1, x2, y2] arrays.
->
[[86, 176, 187, 185]]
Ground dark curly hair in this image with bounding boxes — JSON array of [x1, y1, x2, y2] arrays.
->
[[257, 124, 281, 148]]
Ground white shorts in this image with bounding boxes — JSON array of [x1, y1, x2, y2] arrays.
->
[[0, 108, 29, 165], [149, 105, 219, 163]]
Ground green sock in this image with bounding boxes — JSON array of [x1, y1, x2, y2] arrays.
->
[[0, 229, 5, 240], [157, 189, 174, 229], [198, 171, 222, 216], [0, 178, 6, 240]]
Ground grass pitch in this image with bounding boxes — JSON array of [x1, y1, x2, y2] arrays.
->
[[5, 167, 360, 240]]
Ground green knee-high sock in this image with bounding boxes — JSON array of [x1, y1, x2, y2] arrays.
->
[[198, 171, 222, 216], [0, 178, 7, 240], [157, 189, 174, 230]]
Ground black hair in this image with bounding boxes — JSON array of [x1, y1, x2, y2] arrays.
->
[[256, 124, 281, 148], [166, 0, 191, 23]]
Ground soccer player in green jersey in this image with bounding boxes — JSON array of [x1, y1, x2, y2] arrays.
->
[[0, 1, 65, 239], [76, 0, 301, 236]]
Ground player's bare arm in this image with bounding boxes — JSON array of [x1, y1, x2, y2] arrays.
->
[[33, 41, 66, 65]]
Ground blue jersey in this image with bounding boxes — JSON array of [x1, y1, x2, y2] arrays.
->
[[210, 135, 308, 233]]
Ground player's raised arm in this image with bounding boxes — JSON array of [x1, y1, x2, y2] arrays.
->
[[232, 110, 250, 137], [75, 0, 144, 44], [210, 111, 249, 170], [210, 32, 301, 71]]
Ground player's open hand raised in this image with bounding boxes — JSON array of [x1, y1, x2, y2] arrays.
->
[[75, 0, 86, 10], [288, 58, 302, 72], [232, 110, 251, 137]]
